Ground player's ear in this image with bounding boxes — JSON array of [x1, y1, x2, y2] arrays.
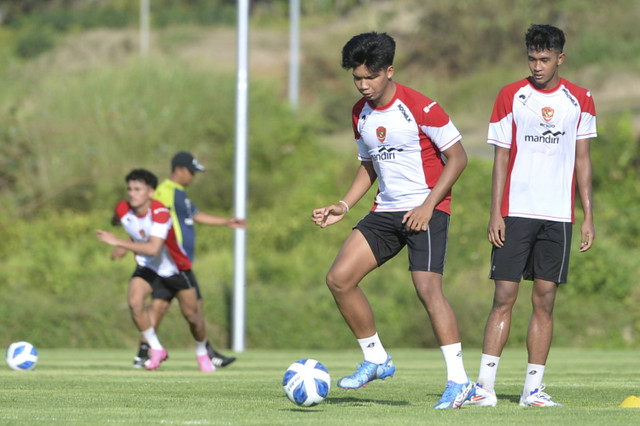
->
[[386, 65, 394, 80], [557, 52, 565, 66]]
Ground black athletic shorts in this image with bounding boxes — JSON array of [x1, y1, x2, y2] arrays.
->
[[131, 266, 202, 301], [354, 209, 450, 274], [489, 217, 573, 284], [131, 265, 163, 293]]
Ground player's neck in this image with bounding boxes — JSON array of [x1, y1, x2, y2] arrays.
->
[[372, 81, 396, 108], [531, 74, 561, 91], [169, 175, 188, 187], [133, 201, 152, 217]]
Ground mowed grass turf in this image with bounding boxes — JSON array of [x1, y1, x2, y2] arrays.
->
[[0, 348, 638, 424]]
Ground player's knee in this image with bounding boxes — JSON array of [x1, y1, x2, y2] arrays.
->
[[128, 299, 145, 314], [182, 309, 201, 325], [531, 296, 555, 316], [492, 293, 517, 311], [326, 270, 349, 294]]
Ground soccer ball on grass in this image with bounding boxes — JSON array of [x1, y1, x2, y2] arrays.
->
[[282, 359, 331, 407], [6, 341, 38, 371]]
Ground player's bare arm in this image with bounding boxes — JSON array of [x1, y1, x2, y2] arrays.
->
[[311, 161, 376, 228], [110, 246, 128, 260], [488, 146, 510, 247], [96, 230, 165, 256], [575, 138, 595, 252], [193, 211, 247, 228], [403, 141, 467, 232]]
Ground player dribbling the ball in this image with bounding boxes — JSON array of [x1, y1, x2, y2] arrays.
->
[[311, 32, 473, 409]]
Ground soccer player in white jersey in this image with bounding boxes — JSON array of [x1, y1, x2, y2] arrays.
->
[[466, 24, 596, 408], [96, 169, 216, 372], [311, 32, 473, 409]]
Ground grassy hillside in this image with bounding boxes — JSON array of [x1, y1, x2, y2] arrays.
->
[[0, 1, 639, 350]]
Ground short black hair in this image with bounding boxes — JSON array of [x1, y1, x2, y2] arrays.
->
[[125, 168, 157, 189], [341, 32, 395, 72], [525, 24, 565, 53]]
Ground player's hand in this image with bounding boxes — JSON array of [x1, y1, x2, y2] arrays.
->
[[227, 217, 247, 229], [580, 220, 595, 252], [96, 229, 120, 247], [487, 214, 506, 248], [110, 246, 128, 260], [402, 205, 433, 232], [311, 204, 347, 228]]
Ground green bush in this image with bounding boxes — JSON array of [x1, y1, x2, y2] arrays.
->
[[14, 25, 55, 58]]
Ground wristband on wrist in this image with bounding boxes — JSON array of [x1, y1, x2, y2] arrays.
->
[[338, 200, 350, 214]]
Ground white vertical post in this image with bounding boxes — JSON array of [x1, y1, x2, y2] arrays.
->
[[233, 0, 250, 353], [140, 0, 150, 56], [288, 0, 300, 110]]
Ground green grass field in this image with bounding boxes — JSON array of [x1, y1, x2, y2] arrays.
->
[[0, 348, 638, 424]]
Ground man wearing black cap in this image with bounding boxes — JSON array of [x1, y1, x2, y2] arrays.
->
[[132, 151, 246, 368]]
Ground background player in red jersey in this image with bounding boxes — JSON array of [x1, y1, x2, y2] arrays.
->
[[311, 32, 473, 409], [95, 169, 168, 370], [97, 169, 217, 372], [467, 24, 597, 408]]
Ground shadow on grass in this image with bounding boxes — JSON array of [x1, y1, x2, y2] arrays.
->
[[326, 396, 410, 406], [281, 397, 409, 412], [283, 407, 325, 413], [500, 393, 521, 404]]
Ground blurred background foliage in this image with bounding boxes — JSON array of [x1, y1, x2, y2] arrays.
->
[[0, 0, 639, 351]]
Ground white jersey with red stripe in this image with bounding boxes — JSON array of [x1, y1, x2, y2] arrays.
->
[[114, 199, 193, 277], [488, 77, 597, 223], [353, 83, 462, 213]]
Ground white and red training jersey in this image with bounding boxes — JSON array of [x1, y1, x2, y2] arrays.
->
[[114, 199, 192, 276], [488, 77, 597, 223], [352, 83, 462, 213]]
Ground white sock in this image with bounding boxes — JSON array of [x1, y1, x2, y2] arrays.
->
[[141, 327, 162, 350], [523, 363, 545, 397], [195, 340, 208, 357], [477, 353, 501, 392], [440, 342, 468, 383], [358, 333, 388, 364]]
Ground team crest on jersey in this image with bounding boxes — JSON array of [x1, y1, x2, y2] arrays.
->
[[376, 126, 387, 143], [541, 107, 554, 122], [139, 230, 146, 238]]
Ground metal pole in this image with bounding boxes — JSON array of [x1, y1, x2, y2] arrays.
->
[[140, 0, 150, 56], [232, 0, 250, 352], [288, 0, 300, 110]]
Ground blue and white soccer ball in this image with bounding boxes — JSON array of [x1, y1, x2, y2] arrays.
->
[[6, 341, 38, 371], [282, 359, 331, 407]]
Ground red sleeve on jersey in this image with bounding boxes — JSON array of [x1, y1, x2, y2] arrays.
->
[[419, 101, 450, 126], [150, 199, 171, 224], [352, 98, 367, 140], [398, 85, 447, 132], [397, 84, 450, 127], [582, 92, 596, 116], [114, 201, 130, 220], [490, 79, 531, 123], [490, 86, 514, 123], [564, 79, 597, 116]]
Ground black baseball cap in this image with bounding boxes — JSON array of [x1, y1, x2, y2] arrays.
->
[[171, 151, 205, 173]]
